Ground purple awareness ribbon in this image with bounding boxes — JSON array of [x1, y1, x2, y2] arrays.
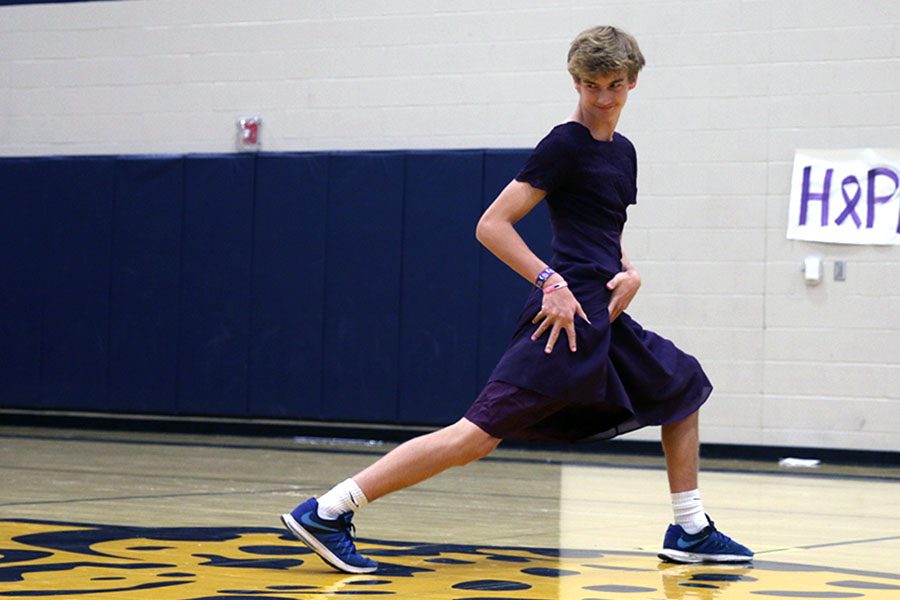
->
[[835, 175, 862, 228]]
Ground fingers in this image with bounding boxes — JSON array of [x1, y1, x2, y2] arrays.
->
[[564, 321, 576, 352], [576, 303, 591, 325], [530, 317, 550, 341], [531, 316, 568, 353], [607, 291, 620, 321], [544, 323, 561, 354], [534, 316, 583, 353], [606, 272, 624, 290], [607, 300, 621, 322], [531, 288, 593, 353]]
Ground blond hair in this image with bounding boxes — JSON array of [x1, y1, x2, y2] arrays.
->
[[567, 26, 645, 82]]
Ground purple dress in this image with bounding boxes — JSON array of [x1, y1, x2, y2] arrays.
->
[[465, 122, 712, 442]]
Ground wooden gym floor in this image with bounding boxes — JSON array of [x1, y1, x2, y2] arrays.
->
[[1, 424, 898, 599]]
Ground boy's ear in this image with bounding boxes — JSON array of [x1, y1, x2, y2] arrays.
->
[[628, 74, 639, 89]]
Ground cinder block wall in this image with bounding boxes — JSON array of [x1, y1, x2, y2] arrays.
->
[[2, 0, 898, 451]]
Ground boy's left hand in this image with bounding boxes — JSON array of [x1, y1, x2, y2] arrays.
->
[[606, 269, 641, 322]]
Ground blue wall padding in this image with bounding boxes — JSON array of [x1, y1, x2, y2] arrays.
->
[[477, 151, 551, 386], [321, 153, 405, 422], [250, 154, 328, 419], [0, 160, 44, 407], [0, 149, 563, 427], [108, 157, 183, 413], [398, 152, 484, 423], [40, 157, 116, 410], [178, 156, 255, 416]]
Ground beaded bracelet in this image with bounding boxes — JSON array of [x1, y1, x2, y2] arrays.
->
[[534, 267, 556, 288], [542, 281, 569, 294]]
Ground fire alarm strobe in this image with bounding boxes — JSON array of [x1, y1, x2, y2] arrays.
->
[[237, 116, 262, 150]]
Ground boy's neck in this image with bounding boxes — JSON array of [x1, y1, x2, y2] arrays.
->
[[571, 107, 617, 141]]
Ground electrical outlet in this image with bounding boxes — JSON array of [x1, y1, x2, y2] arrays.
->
[[834, 260, 846, 281]]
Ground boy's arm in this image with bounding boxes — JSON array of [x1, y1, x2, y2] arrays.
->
[[476, 179, 588, 353]]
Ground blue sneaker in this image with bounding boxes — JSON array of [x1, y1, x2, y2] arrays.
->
[[281, 498, 377, 574], [658, 516, 753, 564]]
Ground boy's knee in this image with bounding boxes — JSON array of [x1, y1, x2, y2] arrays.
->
[[460, 433, 500, 464], [443, 418, 500, 465], [481, 436, 501, 458]]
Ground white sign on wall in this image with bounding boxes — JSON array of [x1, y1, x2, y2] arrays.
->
[[787, 149, 900, 245]]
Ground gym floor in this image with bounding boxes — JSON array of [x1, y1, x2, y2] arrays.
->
[[1, 425, 898, 599]]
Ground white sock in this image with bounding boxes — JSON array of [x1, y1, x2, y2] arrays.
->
[[671, 489, 709, 534], [316, 478, 369, 520]]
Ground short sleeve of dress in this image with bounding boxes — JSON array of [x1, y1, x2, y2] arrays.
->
[[515, 127, 575, 192], [619, 133, 639, 206]]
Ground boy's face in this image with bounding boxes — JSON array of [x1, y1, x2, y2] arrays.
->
[[573, 70, 637, 123]]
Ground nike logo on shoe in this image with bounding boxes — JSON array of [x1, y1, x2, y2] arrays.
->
[[299, 511, 341, 534], [675, 533, 708, 549]]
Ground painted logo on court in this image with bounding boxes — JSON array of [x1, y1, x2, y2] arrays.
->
[[1, 519, 898, 599]]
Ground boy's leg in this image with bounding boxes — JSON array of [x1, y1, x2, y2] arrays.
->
[[658, 410, 753, 563], [355, 417, 501, 501], [661, 409, 699, 493], [661, 411, 707, 533], [281, 418, 500, 573]]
